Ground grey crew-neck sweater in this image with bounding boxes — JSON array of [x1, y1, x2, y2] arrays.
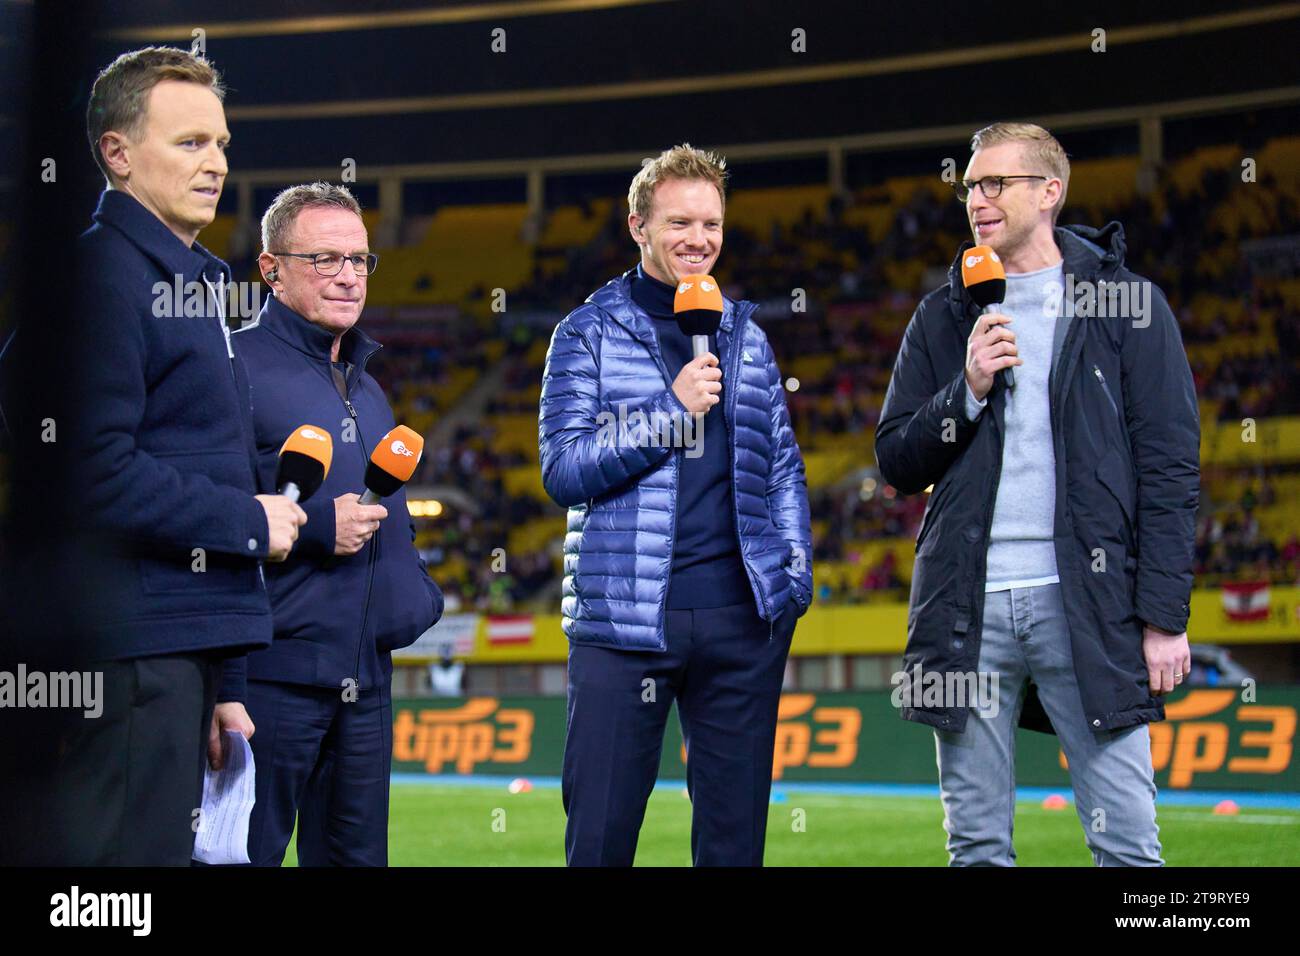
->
[[965, 261, 1066, 591]]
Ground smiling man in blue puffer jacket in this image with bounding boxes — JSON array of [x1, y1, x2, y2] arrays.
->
[[539, 144, 812, 866]]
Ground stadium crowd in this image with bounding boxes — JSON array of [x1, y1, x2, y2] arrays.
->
[[359, 141, 1300, 609]]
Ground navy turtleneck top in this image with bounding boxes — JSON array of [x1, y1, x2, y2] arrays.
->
[[630, 264, 751, 610]]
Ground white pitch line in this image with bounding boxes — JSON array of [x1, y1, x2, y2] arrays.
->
[[1157, 812, 1299, 824]]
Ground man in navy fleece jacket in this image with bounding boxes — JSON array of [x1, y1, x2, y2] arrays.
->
[[58, 47, 305, 865], [218, 182, 444, 866]]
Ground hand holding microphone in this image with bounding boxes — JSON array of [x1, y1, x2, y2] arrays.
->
[[961, 246, 1021, 401], [256, 496, 308, 562], [672, 354, 722, 413], [965, 314, 1021, 402], [332, 494, 387, 556], [258, 424, 332, 561], [672, 274, 725, 414], [329, 426, 422, 557]]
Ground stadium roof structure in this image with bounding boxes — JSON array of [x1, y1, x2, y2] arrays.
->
[[84, 0, 1300, 172]]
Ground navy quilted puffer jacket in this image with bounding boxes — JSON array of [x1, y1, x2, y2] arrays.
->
[[539, 269, 812, 651]]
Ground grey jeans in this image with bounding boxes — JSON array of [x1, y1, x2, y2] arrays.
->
[[934, 582, 1163, 866]]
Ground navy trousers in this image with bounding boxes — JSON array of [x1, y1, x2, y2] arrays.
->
[[243, 678, 393, 866], [562, 600, 795, 867]]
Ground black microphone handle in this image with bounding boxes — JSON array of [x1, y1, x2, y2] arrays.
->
[[983, 304, 1015, 391]]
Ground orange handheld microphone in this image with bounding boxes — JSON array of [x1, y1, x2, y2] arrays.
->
[[277, 425, 334, 503], [673, 275, 725, 359], [359, 425, 424, 505], [961, 245, 1014, 390]]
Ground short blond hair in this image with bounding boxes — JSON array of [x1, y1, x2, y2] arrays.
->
[[628, 143, 729, 223], [970, 122, 1070, 222], [87, 46, 225, 182]]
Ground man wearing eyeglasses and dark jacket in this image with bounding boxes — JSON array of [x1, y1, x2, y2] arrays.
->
[[876, 123, 1198, 866], [217, 182, 444, 866]]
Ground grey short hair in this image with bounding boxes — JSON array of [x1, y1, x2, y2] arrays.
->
[[261, 181, 363, 252]]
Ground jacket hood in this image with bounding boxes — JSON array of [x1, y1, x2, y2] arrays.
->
[[1058, 220, 1127, 270], [946, 221, 1128, 316]]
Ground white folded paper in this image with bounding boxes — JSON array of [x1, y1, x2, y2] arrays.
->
[[192, 729, 256, 865]]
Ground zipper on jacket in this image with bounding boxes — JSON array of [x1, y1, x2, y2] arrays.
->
[[1092, 366, 1135, 546], [1093, 365, 1120, 421], [968, 404, 1003, 657], [207, 273, 263, 587], [333, 341, 385, 690], [1048, 297, 1107, 729], [203, 274, 234, 365], [204, 274, 239, 390], [663, 460, 680, 640], [640, 323, 679, 650], [1051, 286, 1091, 430], [340, 385, 378, 693], [721, 312, 773, 640]]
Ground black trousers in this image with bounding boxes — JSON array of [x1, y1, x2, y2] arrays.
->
[[562, 600, 795, 867], [48, 652, 220, 865]]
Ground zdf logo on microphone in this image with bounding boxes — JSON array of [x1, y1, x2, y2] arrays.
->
[[965, 251, 1002, 268], [298, 427, 328, 441], [391, 439, 416, 457], [677, 281, 693, 294]]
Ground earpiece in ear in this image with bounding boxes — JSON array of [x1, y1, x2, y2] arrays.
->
[[267, 268, 278, 282]]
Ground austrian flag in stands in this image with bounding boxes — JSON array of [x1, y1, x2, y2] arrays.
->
[[1221, 582, 1271, 622], [487, 615, 535, 646]]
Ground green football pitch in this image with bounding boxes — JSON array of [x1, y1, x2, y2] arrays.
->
[[284, 783, 1300, 866]]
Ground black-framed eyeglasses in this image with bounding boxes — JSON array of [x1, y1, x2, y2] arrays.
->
[[271, 251, 380, 277], [953, 175, 1048, 202]]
